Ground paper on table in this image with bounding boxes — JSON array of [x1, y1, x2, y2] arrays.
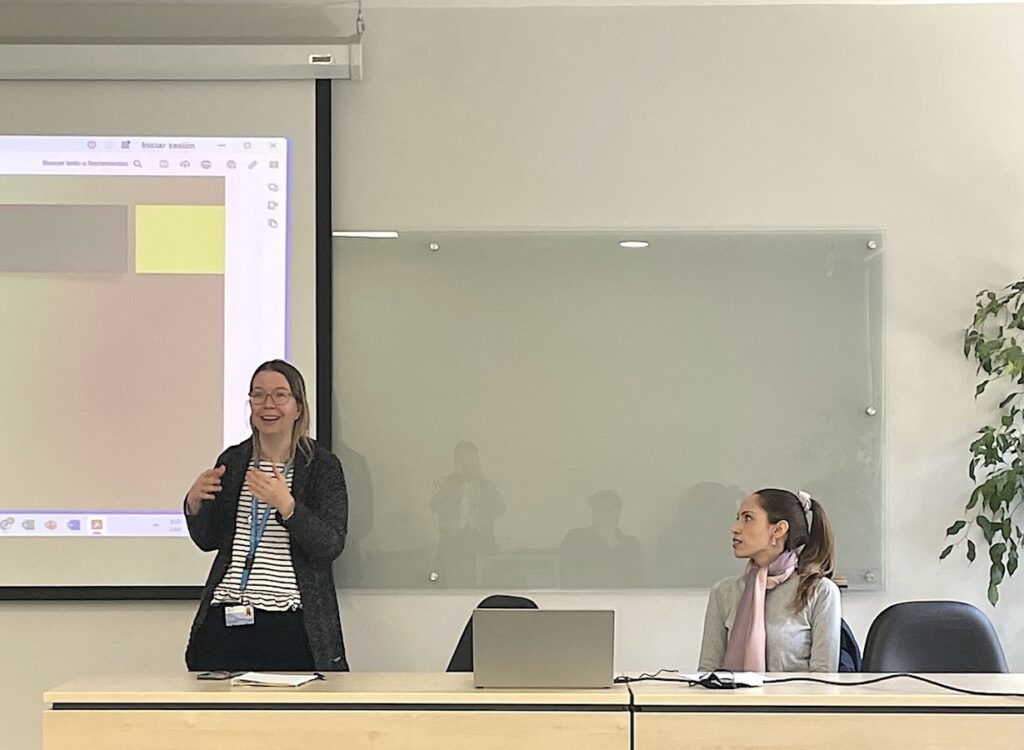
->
[[231, 672, 321, 687]]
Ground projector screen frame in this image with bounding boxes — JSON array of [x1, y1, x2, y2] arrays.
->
[[0, 79, 336, 602]]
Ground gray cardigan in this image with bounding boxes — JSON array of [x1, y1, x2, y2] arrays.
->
[[698, 573, 840, 673], [185, 438, 349, 670]]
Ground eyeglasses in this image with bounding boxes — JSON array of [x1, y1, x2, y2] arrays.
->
[[248, 389, 294, 406]]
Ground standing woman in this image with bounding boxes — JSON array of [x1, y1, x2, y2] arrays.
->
[[698, 489, 840, 672], [184, 360, 349, 672]]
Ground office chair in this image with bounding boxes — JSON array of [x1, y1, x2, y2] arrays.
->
[[446, 594, 538, 672], [838, 618, 862, 672], [861, 600, 1008, 673]]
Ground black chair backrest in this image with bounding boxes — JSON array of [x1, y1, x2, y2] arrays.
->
[[862, 600, 1008, 673], [446, 594, 539, 672], [838, 618, 862, 672]]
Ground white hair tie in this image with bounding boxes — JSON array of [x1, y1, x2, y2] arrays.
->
[[796, 490, 813, 529]]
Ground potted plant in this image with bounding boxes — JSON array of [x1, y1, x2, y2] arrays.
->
[[943, 280, 1024, 604]]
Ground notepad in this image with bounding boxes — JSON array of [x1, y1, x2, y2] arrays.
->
[[230, 672, 321, 687]]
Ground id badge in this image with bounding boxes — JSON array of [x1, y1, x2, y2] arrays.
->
[[224, 604, 255, 627]]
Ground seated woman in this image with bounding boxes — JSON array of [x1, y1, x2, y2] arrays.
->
[[698, 488, 840, 673]]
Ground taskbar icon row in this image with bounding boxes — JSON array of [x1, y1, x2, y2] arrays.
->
[[0, 512, 188, 537]]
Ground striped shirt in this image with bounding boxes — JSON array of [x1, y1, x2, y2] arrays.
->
[[212, 459, 302, 611]]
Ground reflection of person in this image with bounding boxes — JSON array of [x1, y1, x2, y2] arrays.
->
[[430, 441, 504, 586], [559, 490, 642, 588], [184, 360, 349, 672], [698, 489, 840, 672], [334, 437, 373, 586], [655, 482, 746, 587]]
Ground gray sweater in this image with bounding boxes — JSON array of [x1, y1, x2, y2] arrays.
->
[[698, 573, 840, 673], [185, 438, 349, 670]]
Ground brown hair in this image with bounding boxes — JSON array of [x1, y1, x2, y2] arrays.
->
[[754, 488, 836, 611], [249, 359, 312, 464]]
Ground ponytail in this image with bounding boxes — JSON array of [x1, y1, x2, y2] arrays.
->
[[753, 489, 837, 612], [794, 497, 835, 611]]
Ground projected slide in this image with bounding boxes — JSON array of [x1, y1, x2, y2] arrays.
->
[[0, 136, 288, 538]]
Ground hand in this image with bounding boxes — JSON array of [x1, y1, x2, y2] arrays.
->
[[246, 464, 296, 518], [186, 465, 226, 516]]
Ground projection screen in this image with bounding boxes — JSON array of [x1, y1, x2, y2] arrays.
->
[[0, 80, 319, 588]]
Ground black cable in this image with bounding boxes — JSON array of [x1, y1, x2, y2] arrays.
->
[[615, 670, 741, 689], [615, 669, 697, 685], [764, 673, 1024, 699], [618, 670, 1024, 698]]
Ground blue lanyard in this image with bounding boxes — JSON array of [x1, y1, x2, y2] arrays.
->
[[239, 459, 291, 593]]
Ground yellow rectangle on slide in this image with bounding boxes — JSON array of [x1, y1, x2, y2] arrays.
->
[[135, 205, 225, 274]]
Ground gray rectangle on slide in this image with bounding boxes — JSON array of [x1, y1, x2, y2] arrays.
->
[[0, 204, 128, 272]]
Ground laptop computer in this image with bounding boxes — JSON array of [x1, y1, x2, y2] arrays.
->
[[472, 608, 614, 688]]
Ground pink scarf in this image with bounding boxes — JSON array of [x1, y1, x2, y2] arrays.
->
[[722, 550, 798, 672]]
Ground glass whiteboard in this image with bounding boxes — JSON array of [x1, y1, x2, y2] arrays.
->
[[332, 231, 883, 590]]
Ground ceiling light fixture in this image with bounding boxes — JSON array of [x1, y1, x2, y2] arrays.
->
[[332, 230, 399, 239]]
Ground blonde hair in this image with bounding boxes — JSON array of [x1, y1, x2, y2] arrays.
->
[[249, 359, 313, 464]]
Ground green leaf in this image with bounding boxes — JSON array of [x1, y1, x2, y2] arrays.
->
[[991, 563, 1005, 587], [967, 540, 977, 562], [990, 542, 1007, 563], [988, 582, 1000, 606], [978, 515, 996, 543], [970, 430, 993, 454], [967, 486, 983, 509], [1008, 547, 1019, 577], [945, 520, 966, 536], [939, 545, 954, 560], [989, 491, 1002, 513]]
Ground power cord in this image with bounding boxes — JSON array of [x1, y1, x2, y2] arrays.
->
[[764, 673, 1024, 698], [618, 670, 1024, 697], [615, 670, 748, 689]]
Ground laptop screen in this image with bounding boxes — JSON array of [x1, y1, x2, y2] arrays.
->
[[472, 608, 615, 689]]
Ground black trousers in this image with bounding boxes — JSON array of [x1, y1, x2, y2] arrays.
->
[[186, 606, 315, 672]]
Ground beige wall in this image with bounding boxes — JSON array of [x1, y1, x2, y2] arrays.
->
[[5, 5, 1024, 749]]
